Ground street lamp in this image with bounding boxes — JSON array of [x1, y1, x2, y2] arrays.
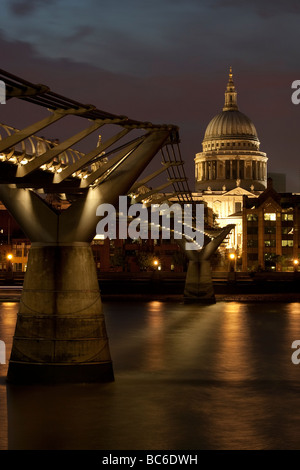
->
[[227, 252, 236, 282], [6, 253, 13, 280], [229, 253, 236, 272], [293, 259, 299, 272]]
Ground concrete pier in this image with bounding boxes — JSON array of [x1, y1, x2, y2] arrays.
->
[[7, 244, 114, 383], [183, 225, 235, 304], [184, 259, 216, 303]]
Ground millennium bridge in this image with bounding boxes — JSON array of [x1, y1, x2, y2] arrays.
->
[[0, 69, 233, 384]]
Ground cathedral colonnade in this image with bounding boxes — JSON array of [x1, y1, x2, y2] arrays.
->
[[196, 157, 267, 185]]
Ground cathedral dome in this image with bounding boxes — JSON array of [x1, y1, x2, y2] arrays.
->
[[203, 67, 258, 143], [204, 109, 258, 142]]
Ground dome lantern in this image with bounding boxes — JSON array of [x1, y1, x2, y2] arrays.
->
[[223, 66, 238, 111]]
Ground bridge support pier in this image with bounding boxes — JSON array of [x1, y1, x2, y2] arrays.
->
[[184, 259, 216, 303], [183, 224, 235, 304], [7, 244, 114, 384]]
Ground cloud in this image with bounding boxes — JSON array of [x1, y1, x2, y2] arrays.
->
[[0, 27, 299, 191], [64, 25, 95, 43], [9, 0, 57, 16], [1, 0, 300, 81], [214, 0, 300, 18]]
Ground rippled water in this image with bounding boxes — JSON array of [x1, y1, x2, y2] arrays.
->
[[1, 300, 300, 449]]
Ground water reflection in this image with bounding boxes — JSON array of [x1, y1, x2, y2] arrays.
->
[[145, 301, 165, 370], [214, 302, 254, 382], [1, 300, 300, 449]]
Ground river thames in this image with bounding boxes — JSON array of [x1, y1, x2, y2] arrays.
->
[[1, 299, 300, 450]]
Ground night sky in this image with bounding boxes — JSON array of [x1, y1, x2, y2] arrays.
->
[[0, 0, 300, 191]]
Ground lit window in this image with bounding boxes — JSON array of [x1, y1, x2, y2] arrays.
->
[[94, 234, 105, 240], [264, 240, 276, 247], [264, 213, 276, 221], [282, 213, 293, 221]]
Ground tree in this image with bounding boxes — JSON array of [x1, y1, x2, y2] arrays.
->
[[135, 251, 156, 271], [111, 248, 126, 268], [171, 250, 188, 271]]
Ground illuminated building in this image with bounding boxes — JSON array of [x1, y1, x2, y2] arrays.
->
[[194, 68, 267, 251], [242, 178, 300, 271]]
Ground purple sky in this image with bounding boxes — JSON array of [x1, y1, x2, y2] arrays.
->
[[0, 0, 300, 191]]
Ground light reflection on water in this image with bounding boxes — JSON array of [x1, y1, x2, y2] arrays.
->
[[1, 300, 300, 449]]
